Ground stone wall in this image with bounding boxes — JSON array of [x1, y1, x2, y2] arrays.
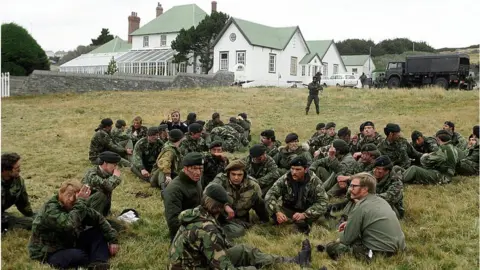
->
[[13, 70, 234, 96]]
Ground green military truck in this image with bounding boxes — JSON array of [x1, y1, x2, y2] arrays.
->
[[385, 54, 470, 89]]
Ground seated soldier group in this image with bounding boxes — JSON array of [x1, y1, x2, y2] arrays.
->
[[2, 108, 478, 269]]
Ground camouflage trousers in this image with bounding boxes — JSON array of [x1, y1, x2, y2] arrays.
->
[[403, 166, 450, 185], [87, 191, 112, 217], [456, 159, 479, 176], [2, 212, 33, 231], [226, 244, 285, 268], [326, 240, 395, 261], [222, 219, 251, 240]]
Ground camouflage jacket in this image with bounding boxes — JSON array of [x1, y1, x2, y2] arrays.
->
[[228, 123, 245, 135], [132, 137, 164, 172], [420, 142, 460, 178], [357, 160, 375, 172], [274, 145, 313, 174], [126, 125, 148, 146], [464, 143, 479, 164], [88, 129, 126, 162], [310, 153, 360, 178], [210, 125, 247, 153], [28, 195, 117, 261], [237, 119, 251, 132], [411, 136, 439, 154], [204, 120, 224, 133], [168, 206, 242, 270], [351, 132, 384, 153], [309, 134, 338, 149], [308, 132, 325, 151], [265, 171, 328, 220], [210, 173, 265, 220], [265, 141, 282, 158], [179, 133, 209, 156], [82, 166, 121, 195], [154, 141, 183, 177], [371, 169, 404, 217], [110, 127, 130, 144], [242, 155, 280, 194], [451, 132, 468, 151], [1, 176, 33, 217], [377, 138, 411, 169], [201, 153, 229, 189]]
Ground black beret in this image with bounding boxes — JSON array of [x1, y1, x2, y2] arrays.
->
[[316, 123, 326, 130], [225, 159, 246, 171], [229, 117, 237, 123], [249, 144, 266, 158], [411, 130, 423, 142], [182, 152, 204, 167], [361, 143, 378, 153], [209, 140, 223, 149], [444, 121, 455, 129], [188, 123, 203, 134], [238, 113, 247, 120], [384, 123, 401, 136], [436, 129, 452, 141], [187, 112, 197, 121], [326, 122, 336, 129], [169, 129, 184, 142], [285, 133, 299, 143], [363, 121, 375, 128], [212, 112, 220, 120], [158, 124, 168, 131], [359, 122, 366, 132], [116, 119, 126, 128], [261, 129, 275, 138], [332, 139, 349, 154], [204, 183, 229, 204], [196, 120, 206, 126], [337, 127, 351, 138], [374, 155, 393, 169], [474, 125, 480, 138], [147, 126, 160, 136], [99, 151, 121, 164], [101, 118, 113, 127], [289, 156, 308, 168]]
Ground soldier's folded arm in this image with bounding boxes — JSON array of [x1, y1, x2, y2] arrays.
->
[[103, 135, 127, 154], [43, 199, 89, 231], [84, 208, 118, 244], [84, 173, 121, 193]]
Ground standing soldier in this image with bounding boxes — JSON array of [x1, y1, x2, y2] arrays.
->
[[360, 72, 367, 88], [305, 73, 322, 115]]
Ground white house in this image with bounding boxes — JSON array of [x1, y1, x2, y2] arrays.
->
[[212, 17, 347, 87], [341, 55, 376, 76]]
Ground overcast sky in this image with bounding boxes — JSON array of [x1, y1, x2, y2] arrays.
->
[[2, 0, 479, 52]]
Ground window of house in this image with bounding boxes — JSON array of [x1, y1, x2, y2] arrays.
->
[[160, 35, 167, 47], [143, 36, 149, 47], [290, 56, 298, 76], [220, 52, 229, 70], [179, 62, 187, 73], [323, 63, 328, 77], [352, 68, 358, 73], [301, 66, 305, 76], [333, 64, 339, 74], [269, 54, 276, 73], [236, 51, 246, 65]]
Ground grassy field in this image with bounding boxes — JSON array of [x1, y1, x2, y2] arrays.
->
[[1, 86, 479, 270]]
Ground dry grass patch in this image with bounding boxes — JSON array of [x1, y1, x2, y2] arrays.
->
[[1, 86, 479, 269]]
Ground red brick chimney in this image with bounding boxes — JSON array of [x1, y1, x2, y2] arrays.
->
[[128, 12, 140, 44], [156, 2, 163, 17], [211, 1, 217, 13]]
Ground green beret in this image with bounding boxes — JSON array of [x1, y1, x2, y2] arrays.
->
[[326, 122, 336, 130], [435, 130, 452, 141], [209, 140, 223, 149], [332, 139, 349, 155], [249, 144, 266, 158], [182, 152, 204, 167], [361, 143, 378, 152], [188, 123, 203, 134], [147, 127, 160, 136], [169, 129, 184, 142], [158, 124, 168, 131], [285, 133, 299, 143], [316, 123, 325, 130], [99, 151, 121, 164], [204, 183, 229, 204]]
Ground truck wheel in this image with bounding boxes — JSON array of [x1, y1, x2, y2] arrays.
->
[[387, 77, 400, 89], [434, 78, 448, 89]]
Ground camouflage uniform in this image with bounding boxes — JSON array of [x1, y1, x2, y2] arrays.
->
[[403, 143, 460, 184], [210, 173, 269, 239], [309, 134, 337, 151], [110, 127, 133, 150], [131, 137, 164, 182], [126, 125, 148, 147], [274, 146, 313, 175], [411, 136, 439, 154], [201, 153, 229, 189], [168, 206, 285, 269], [28, 195, 118, 266], [1, 176, 34, 230], [265, 171, 328, 231], [210, 125, 248, 153], [204, 119, 224, 133], [265, 141, 282, 158], [243, 155, 280, 196], [179, 133, 209, 156], [150, 141, 183, 188], [237, 119, 252, 141], [82, 166, 121, 216], [351, 132, 384, 153], [377, 138, 411, 169], [88, 129, 130, 167], [451, 132, 468, 151], [457, 142, 479, 176]]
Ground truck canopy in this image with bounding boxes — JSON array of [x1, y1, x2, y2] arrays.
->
[[406, 54, 470, 74]]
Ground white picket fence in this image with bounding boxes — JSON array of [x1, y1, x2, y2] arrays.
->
[[1, 72, 10, 98]]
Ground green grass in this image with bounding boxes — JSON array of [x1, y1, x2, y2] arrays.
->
[[1, 86, 479, 269]]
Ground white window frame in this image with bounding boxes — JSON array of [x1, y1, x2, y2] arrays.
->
[[219, 51, 229, 71], [290, 56, 298, 76], [143, 36, 149, 47], [323, 63, 328, 77], [236, 51, 246, 65], [160, 35, 167, 47], [301, 65, 306, 76], [352, 68, 358, 74], [333, 64, 339, 74], [268, 54, 276, 73]]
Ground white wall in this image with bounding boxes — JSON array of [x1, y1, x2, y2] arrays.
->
[[321, 43, 347, 77], [345, 65, 362, 75], [345, 58, 376, 76], [131, 33, 179, 50], [213, 23, 253, 75]]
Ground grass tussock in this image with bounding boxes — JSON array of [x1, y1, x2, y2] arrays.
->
[[1, 86, 479, 270]]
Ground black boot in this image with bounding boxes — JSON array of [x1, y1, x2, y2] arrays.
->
[[297, 239, 312, 267]]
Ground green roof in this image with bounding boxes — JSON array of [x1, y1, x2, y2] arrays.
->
[[130, 4, 207, 36], [90, 37, 131, 53], [214, 17, 302, 50], [300, 40, 333, 64], [341, 55, 369, 66]]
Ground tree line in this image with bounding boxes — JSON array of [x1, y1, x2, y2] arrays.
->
[[336, 38, 436, 57]]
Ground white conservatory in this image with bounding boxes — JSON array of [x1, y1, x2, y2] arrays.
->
[[115, 49, 187, 76]]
